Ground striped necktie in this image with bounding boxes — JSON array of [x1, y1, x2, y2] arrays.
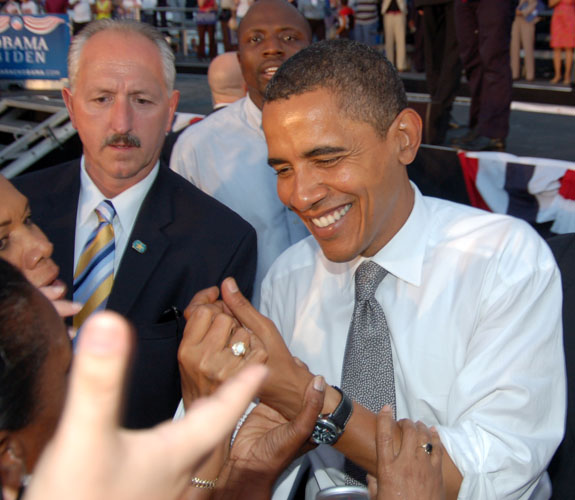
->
[[73, 200, 116, 330]]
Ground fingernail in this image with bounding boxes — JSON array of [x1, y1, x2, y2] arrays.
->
[[70, 302, 83, 312], [51, 284, 66, 295], [80, 313, 124, 355], [381, 404, 393, 413], [313, 375, 325, 392], [226, 277, 239, 293]]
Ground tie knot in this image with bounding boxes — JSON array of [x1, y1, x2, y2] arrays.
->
[[95, 200, 116, 225], [354, 260, 388, 302]]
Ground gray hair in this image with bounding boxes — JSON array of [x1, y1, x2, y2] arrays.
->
[[265, 39, 407, 137], [67, 19, 176, 91]]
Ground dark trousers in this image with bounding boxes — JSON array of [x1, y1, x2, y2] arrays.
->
[[454, 0, 515, 139], [422, 2, 461, 144], [307, 18, 326, 41], [219, 9, 235, 52], [156, 0, 167, 27], [197, 23, 217, 59]]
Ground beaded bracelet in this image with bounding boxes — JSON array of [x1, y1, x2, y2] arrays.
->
[[189, 476, 219, 489]]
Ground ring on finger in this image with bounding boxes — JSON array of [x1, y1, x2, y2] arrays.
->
[[231, 341, 247, 357], [420, 442, 433, 455]]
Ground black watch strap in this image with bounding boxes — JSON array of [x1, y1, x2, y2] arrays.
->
[[330, 386, 353, 430]]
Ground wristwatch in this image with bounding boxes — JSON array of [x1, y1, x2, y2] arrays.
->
[[310, 386, 353, 445]]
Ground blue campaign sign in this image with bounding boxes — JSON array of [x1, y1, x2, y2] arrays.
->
[[0, 14, 70, 80]]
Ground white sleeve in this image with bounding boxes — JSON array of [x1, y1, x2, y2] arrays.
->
[[437, 237, 565, 499]]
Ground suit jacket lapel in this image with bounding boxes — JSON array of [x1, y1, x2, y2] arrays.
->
[[46, 162, 81, 300], [108, 167, 172, 316]]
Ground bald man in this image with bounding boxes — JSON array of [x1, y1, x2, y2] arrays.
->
[[170, 0, 312, 308], [207, 52, 247, 110]]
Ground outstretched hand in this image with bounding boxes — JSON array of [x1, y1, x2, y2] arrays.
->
[[220, 277, 315, 420], [25, 311, 268, 500], [216, 375, 326, 500]]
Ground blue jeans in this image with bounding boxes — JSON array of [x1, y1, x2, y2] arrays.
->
[[353, 21, 378, 46]]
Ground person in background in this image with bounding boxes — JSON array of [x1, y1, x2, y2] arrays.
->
[[511, 0, 539, 81], [219, 0, 237, 51], [414, 0, 461, 145], [549, 0, 575, 85], [336, 0, 354, 38], [207, 51, 247, 110], [352, 0, 379, 45], [381, 0, 407, 71], [234, 0, 253, 24], [170, 0, 311, 309], [298, 0, 327, 41], [93, 0, 112, 19], [195, 0, 218, 60], [1, 0, 21, 14], [20, 0, 39, 14], [451, 0, 515, 152], [120, 0, 141, 20], [44, 0, 67, 12], [69, 0, 94, 35]]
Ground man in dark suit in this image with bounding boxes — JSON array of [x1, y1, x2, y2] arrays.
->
[[14, 19, 257, 429]]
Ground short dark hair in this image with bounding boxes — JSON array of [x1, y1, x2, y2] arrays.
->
[[265, 39, 408, 137], [0, 259, 50, 431]]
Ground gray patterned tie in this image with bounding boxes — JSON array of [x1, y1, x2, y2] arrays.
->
[[341, 260, 396, 484]]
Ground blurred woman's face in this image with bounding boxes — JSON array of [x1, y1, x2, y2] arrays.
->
[[20, 286, 73, 472], [0, 177, 59, 288]]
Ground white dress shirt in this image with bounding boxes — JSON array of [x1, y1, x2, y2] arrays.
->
[[170, 95, 309, 308], [74, 158, 159, 273], [261, 185, 566, 499]]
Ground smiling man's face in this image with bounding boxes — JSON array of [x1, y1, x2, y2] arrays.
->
[[263, 88, 414, 263], [62, 29, 179, 198], [237, 0, 311, 110]]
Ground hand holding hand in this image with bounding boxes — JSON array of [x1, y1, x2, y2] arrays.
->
[[373, 407, 445, 500], [178, 287, 267, 406], [25, 312, 268, 500], [216, 375, 326, 500], [221, 277, 314, 419]]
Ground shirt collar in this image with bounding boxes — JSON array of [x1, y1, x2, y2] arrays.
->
[[242, 94, 264, 136], [78, 157, 160, 234], [367, 183, 429, 287]]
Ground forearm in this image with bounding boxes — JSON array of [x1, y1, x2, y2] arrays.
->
[[321, 388, 462, 497]]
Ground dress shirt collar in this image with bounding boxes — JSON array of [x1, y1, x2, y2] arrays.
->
[[360, 183, 428, 287], [242, 94, 264, 137], [78, 157, 160, 235]]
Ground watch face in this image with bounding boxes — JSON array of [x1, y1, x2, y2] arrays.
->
[[311, 419, 341, 445]]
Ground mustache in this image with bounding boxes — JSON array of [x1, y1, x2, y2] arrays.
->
[[103, 133, 141, 148]]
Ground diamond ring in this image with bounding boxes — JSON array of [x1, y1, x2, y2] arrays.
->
[[231, 341, 247, 357]]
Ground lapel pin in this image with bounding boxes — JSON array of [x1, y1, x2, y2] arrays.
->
[[132, 240, 147, 254]]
